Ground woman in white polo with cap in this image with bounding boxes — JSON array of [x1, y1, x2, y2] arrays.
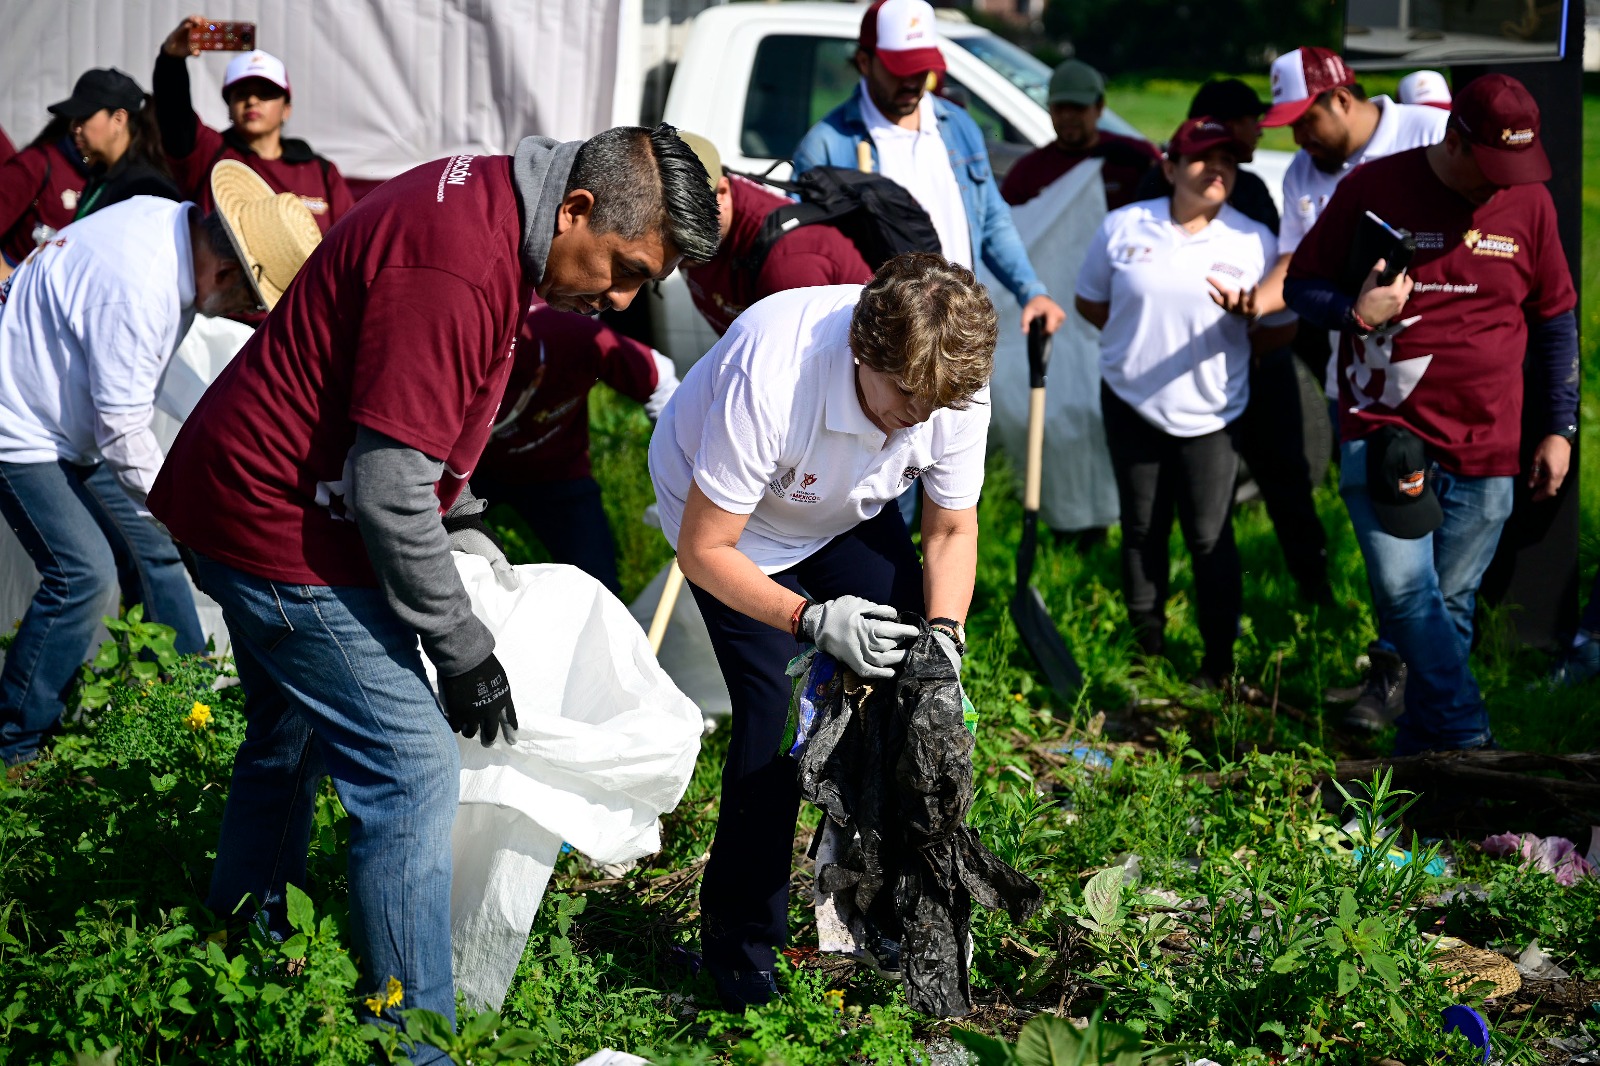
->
[[1074, 117, 1278, 690], [154, 16, 353, 234], [649, 251, 995, 1009]]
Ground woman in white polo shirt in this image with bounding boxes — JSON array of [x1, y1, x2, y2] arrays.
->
[[1074, 117, 1279, 687], [649, 252, 996, 1009]]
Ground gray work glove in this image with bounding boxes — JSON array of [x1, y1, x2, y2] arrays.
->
[[443, 504, 519, 591], [798, 596, 919, 679]]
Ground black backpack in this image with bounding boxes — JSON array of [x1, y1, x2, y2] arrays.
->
[[733, 165, 942, 277]]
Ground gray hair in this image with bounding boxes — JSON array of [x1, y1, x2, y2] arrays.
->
[[566, 123, 721, 263]]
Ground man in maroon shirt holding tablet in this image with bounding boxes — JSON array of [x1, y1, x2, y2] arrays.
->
[[1286, 75, 1578, 757], [147, 125, 719, 1049]]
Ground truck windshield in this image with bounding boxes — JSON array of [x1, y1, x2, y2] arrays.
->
[[946, 34, 1051, 109]]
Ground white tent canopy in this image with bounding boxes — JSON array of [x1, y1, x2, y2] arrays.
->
[[1, 0, 628, 182]]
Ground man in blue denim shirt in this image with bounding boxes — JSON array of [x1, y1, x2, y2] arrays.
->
[[793, 0, 1066, 338]]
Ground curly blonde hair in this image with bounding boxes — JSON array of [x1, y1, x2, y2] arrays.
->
[[849, 252, 998, 410]]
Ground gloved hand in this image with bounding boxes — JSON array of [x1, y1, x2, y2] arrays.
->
[[443, 508, 519, 591], [798, 596, 919, 679], [439, 651, 518, 747]]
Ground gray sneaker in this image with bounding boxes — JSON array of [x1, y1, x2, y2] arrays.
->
[[1344, 645, 1406, 732]]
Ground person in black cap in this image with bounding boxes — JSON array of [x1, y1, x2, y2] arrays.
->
[[1286, 74, 1578, 755], [48, 69, 180, 220]]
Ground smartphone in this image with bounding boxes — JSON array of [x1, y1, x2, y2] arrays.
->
[[189, 20, 257, 52], [1364, 211, 1416, 285]]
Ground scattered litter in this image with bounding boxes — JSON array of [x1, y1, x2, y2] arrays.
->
[[1047, 745, 1113, 770], [1351, 846, 1450, 877], [1480, 832, 1595, 886], [1111, 852, 1143, 885], [572, 1052, 650, 1066], [1516, 940, 1571, 981], [1441, 1004, 1491, 1063], [1432, 882, 1491, 905], [1430, 941, 1521, 999]]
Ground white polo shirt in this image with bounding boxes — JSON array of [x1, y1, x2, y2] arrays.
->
[[649, 285, 990, 573], [860, 85, 974, 270], [1076, 197, 1276, 438], [1278, 96, 1446, 255], [0, 197, 196, 501]]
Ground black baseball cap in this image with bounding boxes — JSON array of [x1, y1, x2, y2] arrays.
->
[[1188, 79, 1266, 121], [1365, 425, 1442, 539], [48, 68, 144, 119]]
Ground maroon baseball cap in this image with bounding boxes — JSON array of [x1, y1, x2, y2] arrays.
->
[[1167, 117, 1249, 160], [860, 0, 947, 79], [1261, 46, 1355, 127], [1450, 74, 1551, 185]]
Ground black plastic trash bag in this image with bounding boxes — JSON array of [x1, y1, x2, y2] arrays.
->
[[787, 617, 1043, 1017]]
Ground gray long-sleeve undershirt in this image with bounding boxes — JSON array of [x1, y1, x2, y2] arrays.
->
[[349, 425, 494, 676]]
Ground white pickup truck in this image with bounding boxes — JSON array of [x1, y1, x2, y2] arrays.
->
[[640, 2, 1290, 366]]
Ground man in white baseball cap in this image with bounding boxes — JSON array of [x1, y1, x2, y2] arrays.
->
[[154, 18, 353, 236], [1398, 70, 1452, 110]]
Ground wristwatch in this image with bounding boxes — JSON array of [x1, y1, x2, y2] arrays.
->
[[928, 617, 967, 655], [1553, 423, 1577, 443]]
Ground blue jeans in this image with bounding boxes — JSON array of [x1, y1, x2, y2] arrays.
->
[[1339, 438, 1512, 754], [0, 459, 204, 765], [194, 555, 459, 1056]]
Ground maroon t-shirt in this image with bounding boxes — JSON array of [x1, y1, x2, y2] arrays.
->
[[476, 298, 661, 485], [0, 140, 89, 264], [168, 126, 355, 235], [150, 154, 529, 586], [1289, 148, 1575, 476], [1000, 131, 1162, 210], [0, 125, 15, 167], [684, 174, 871, 335]]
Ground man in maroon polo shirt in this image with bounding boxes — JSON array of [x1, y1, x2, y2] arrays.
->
[[1285, 75, 1577, 757], [676, 132, 872, 335], [473, 296, 680, 595], [1000, 59, 1161, 210], [147, 125, 719, 1051]]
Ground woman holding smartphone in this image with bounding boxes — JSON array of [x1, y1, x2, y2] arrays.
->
[[1074, 117, 1286, 688], [153, 16, 353, 234]]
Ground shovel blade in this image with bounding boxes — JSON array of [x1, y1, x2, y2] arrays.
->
[[1010, 586, 1084, 696]]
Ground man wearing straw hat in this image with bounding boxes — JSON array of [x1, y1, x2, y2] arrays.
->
[[0, 163, 318, 770], [148, 125, 719, 1049]]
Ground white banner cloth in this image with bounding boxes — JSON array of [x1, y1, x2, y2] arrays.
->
[[981, 159, 1120, 533], [438, 557, 703, 1009]]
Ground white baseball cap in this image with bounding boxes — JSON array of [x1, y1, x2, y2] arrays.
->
[[1398, 70, 1452, 110], [1261, 46, 1354, 127], [859, 0, 946, 78], [222, 50, 291, 100]]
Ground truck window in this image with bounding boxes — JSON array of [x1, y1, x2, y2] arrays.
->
[[938, 74, 1033, 179], [741, 35, 857, 161]]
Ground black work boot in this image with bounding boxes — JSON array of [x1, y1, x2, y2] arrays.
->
[[708, 963, 778, 1012], [1344, 644, 1406, 732]]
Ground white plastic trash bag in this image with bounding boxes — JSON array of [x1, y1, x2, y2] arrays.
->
[[981, 159, 1120, 534], [439, 557, 705, 1009]]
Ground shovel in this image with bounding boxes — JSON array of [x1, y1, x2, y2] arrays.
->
[[1010, 317, 1085, 695], [647, 559, 685, 656]]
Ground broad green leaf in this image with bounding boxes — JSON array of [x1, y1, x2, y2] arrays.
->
[[125, 603, 144, 624], [1367, 952, 1402, 988], [1324, 925, 1349, 954], [399, 1008, 458, 1050], [284, 883, 314, 935], [1337, 889, 1357, 924], [92, 643, 120, 669], [1083, 866, 1124, 932], [1269, 952, 1303, 974], [1336, 960, 1359, 996], [1015, 1016, 1088, 1066], [280, 932, 308, 961], [490, 1029, 546, 1054]]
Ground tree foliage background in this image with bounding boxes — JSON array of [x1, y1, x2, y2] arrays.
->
[[1039, 0, 1342, 74]]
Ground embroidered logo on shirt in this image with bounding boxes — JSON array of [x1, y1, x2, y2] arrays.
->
[[1112, 244, 1154, 265], [61, 188, 78, 211], [1414, 231, 1445, 251], [902, 465, 925, 481], [790, 472, 822, 504], [769, 468, 796, 497], [1463, 229, 1519, 259], [1208, 262, 1245, 280]]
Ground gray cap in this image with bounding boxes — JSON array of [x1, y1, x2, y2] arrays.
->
[[1048, 60, 1104, 107]]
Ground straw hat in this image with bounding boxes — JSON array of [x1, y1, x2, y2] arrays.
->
[[209, 159, 322, 311]]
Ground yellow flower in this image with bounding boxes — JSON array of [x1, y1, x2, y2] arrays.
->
[[823, 989, 844, 1013], [183, 702, 212, 731], [364, 976, 403, 1014]]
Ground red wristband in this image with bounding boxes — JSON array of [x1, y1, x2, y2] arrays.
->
[[789, 599, 809, 637], [1350, 307, 1376, 334]]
